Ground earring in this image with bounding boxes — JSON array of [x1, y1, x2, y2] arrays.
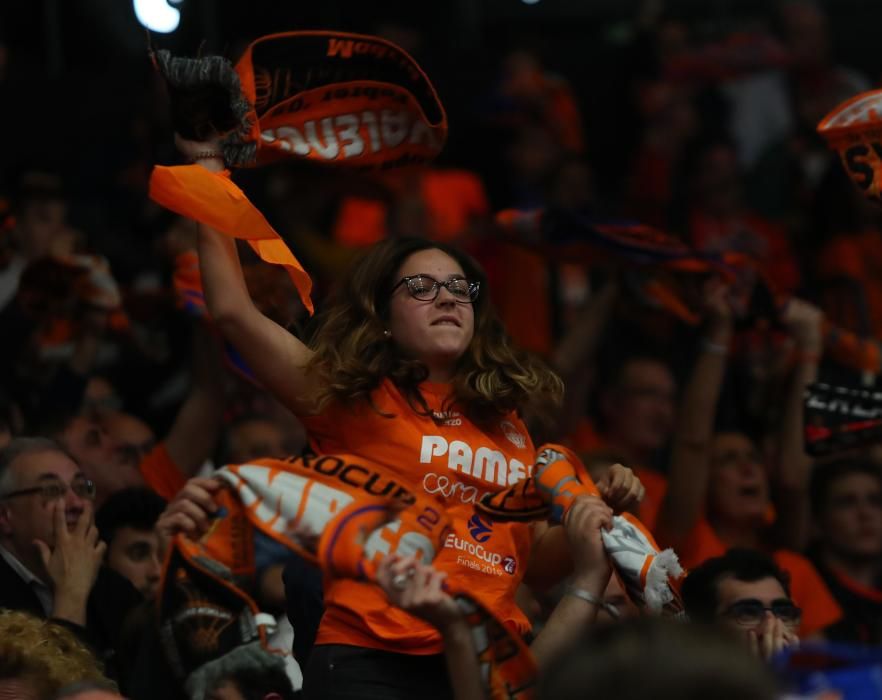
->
[[384, 329, 392, 338]]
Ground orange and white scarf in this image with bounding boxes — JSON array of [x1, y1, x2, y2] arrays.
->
[[159, 452, 534, 700], [478, 445, 685, 616]]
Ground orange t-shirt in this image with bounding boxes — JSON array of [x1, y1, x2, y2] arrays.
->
[[632, 467, 667, 531], [674, 518, 842, 637], [565, 419, 668, 530], [480, 240, 552, 357], [332, 170, 490, 247], [139, 442, 186, 502], [301, 379, 536, 655], [817, 230, 882, 337]]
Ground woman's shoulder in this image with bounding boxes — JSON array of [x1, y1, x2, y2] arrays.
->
[[300, 379, 401, 430]]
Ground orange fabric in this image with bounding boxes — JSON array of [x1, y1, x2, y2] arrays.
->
[[233, 32, 448, 169], [567, 417, 606, 453], [477, 445, 685, 616], [545, 80, 584, 153], [566, 422, 668, 530], [301, 379, 536, 655], [827, 565, 882, 604], [817, 230, 882, 337], [483, 241, 552, 356], [165, 454, 537, 698], [139, 442, 187, 501], [419, 170, 490, 242], [689, 211, 800, 298], [774, 550, 843, 637], [818, 89, 882, 202], [149, 165, 314, 315], [674, 518, 842, 636], [632, 467, 668, 532], [332, 170, 490, 247], [333, 197, 388, 247]]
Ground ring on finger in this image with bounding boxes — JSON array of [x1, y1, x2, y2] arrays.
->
[[392, 574, 409, 590]]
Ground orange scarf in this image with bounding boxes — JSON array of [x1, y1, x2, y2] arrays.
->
[[479, 445, 685, 616], [496, 207, 882, 375], [150, 31, 448, 317], [159, 452, 534, 699]]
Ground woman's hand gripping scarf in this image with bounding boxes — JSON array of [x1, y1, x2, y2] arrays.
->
[[158, 452, 534, 700], [477, 444, 685, 616]]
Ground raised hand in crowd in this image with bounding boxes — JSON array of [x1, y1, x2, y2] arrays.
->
[[654, 279, 733, 549], [175, 131, 322, 419], [773, 297, 825, 551], [781, 298, 825, 356], [174, 133, 227, 173], [34, 499, 106, 627], [704, 277, 735, 341], [596, 463, 646, 513], [155, 476, 222, 550]]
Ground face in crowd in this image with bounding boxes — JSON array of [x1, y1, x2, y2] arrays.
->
[[386, 248, 477, 380], [602, 358, 676, 457], [100, 411, 156, 462], [817, 469, 882, 562], [105, 523, 162, 599], [707, 432, 770, 527], [226, 418, 288, 465], [714, 573, 801, 637], [59, 416, 144, 505], [0, 447, 94, 562]]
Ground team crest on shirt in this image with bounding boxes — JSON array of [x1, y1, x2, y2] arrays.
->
[[500, 421, 526, 449], [432, 410, 463, 427]]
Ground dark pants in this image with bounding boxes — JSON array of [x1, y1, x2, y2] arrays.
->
[[282, 553, 325, 664], [302, 644, 452, 700]]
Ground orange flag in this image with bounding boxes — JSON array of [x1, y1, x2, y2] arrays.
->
[[149, 164, 314, 315]]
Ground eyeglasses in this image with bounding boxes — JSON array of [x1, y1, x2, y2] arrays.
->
[[721, 599, 802, 627], [0, 477, 97, 506], [392, 275, 480, 303]]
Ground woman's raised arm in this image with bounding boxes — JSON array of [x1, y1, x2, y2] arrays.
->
[[180, 137, 321, 415]]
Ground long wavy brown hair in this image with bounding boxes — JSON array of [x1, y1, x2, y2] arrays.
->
[[306, 237, 563, 426]]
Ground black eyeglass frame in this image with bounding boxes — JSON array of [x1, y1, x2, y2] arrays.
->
[[0, 477, 97, 504], [721, 599, 802, 626], [391, 274, 481, 303]]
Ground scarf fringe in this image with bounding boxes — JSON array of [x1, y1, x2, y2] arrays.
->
[[644, 548, 684, 613]]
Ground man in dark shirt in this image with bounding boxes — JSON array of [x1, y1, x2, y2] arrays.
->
[[96, 487, 166, 600], [809, 460, 882, 645], [0, 437, 142, 675]]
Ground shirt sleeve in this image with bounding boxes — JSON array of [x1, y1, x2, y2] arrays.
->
[[775, 551, 843, 637], [139, 442, 187, 501]]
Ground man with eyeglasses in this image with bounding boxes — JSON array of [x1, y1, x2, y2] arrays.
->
[[0, 437, 142, 674], [681, 548, 802, 661]]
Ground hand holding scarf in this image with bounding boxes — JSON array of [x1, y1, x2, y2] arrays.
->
[[478, 445, 685, 616]]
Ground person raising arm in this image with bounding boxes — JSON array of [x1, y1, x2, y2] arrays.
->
[[164, 133, 636, 700]]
